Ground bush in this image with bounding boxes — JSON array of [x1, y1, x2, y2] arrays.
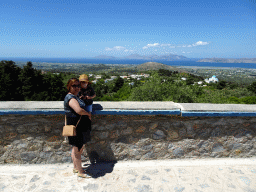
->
[[227, 96, 241, 104], [247, 82, 256, 94], [240, 96, 256, 104]]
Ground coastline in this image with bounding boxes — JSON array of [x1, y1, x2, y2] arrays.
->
[[175, 66, 256, 70]]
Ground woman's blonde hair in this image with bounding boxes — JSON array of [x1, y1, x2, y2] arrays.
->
[[66, 78, 79, 92]]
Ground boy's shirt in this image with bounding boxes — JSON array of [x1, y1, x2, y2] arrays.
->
[[78, 86, 95, 105]]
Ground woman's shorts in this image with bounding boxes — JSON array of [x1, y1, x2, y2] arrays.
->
[[67, 116, 91, 151], [68, 129, 91, 151]]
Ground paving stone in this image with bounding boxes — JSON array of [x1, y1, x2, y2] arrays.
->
[[134, 184, 153, 192], [83, 184, 99, 191], [141, 175, 151, 180], [27, 184, 37, 191], [30, 175, 40, 182], [173, 186, 185, 192], [128, 178, 136, 183], [0, 155, 256, 192], [145, 169, 159, 174], [43, 181, 51, 185]]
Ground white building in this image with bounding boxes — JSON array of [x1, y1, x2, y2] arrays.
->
[[181, 77, 187, 81], [89, 74, 93, 77], [92, 80, 97, 84], [95, 75, 102, 79], [111, 76, 117, 79], [205, 75, 219, 83], [129, 82, 134, 86], [120, 76, 128, 79], [198, 81, 203, 85], [104, 79, 113, 83]]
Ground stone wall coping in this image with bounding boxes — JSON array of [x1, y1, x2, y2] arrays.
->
[[179, 103, 256, 112], [0, 101, 256, 116], [0, 101, 179, 110], [0, 101, 255, 111]]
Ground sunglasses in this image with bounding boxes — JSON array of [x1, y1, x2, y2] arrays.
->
[[71, 85, 80, 88]]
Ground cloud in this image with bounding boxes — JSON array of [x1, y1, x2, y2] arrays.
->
[[143, 43, 177, 49], [192, 41, 209, 46], [124, 49, 134, 52], [160, 44, 171, 47], [105, 46, 126, 51], [143, 43, 160, 49], [175, 41, 209, 48], [105, 47, 112, 51]]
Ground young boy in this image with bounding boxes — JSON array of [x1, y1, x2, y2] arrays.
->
[[78, 74, 96, 113]]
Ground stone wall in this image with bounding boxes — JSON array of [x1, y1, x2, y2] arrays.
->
[[0, 114, 255, 164]]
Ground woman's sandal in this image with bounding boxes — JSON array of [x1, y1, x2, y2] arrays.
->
[[77, 172, 92, 178], [73, 169, 79, 173]]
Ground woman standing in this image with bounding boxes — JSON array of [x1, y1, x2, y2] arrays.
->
[[64, 78, 92, 178]]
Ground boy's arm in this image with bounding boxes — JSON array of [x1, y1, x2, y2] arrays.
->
[[86, 94, 96, 100], [88, 87, 96, 99]]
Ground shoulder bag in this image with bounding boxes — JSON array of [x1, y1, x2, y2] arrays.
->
[[62, 115, 82, 136]]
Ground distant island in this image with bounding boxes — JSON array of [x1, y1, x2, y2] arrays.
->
[[92, 55, 256, 63], [92, 53, 191, 61], [197, 58, 256, 64]]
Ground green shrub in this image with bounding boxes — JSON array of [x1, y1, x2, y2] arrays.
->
[[240, 96, 256, 104], [227, 96, 241, 104]]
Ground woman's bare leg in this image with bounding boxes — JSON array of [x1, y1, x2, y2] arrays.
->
[[78, 146, 84, 155], [72, 146, 83, 174], [71, 147, 76, 169]]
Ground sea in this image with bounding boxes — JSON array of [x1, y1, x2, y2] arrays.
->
[[1, 57, 256, 69]]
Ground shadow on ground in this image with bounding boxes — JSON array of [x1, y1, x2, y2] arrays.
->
[[83, 151, 117, 178]]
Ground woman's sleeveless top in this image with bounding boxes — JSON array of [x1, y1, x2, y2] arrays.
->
[[64, 94, 86, 117]]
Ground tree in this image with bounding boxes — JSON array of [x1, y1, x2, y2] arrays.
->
[[112, 76, 124, 92], [229, 82, 239, 89], [128, 73, 166, 101], [0, 60, 22, 100], [217, 80, 227, 90], [247, 82, 256, 94], [158, 69, 173, 77], [186, 77, 194, 85], [18, 62, 38, 100]]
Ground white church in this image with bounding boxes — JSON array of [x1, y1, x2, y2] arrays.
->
[[204, 75, 219, 83]]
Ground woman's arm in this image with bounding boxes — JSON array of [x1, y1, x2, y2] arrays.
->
[[69, 98, 91, 120]]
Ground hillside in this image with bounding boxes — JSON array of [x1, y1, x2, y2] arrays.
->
[[135, 62, 188, 73]]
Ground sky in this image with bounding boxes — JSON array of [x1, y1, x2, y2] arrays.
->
[[0, 0, 255, 59]]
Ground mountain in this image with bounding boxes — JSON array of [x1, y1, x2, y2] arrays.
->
[[122, 53, 190, 60], [135, 62, 188, 73], [122, 54, 146, 59], [91, 53, 191, 61], [197, 58, 256, 63]]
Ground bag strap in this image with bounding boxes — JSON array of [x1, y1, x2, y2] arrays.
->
[[65, 115, 82, 128], [75, 116, 82, 128]]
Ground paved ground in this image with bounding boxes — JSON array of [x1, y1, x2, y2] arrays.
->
[[0, 158, 255, 192]]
